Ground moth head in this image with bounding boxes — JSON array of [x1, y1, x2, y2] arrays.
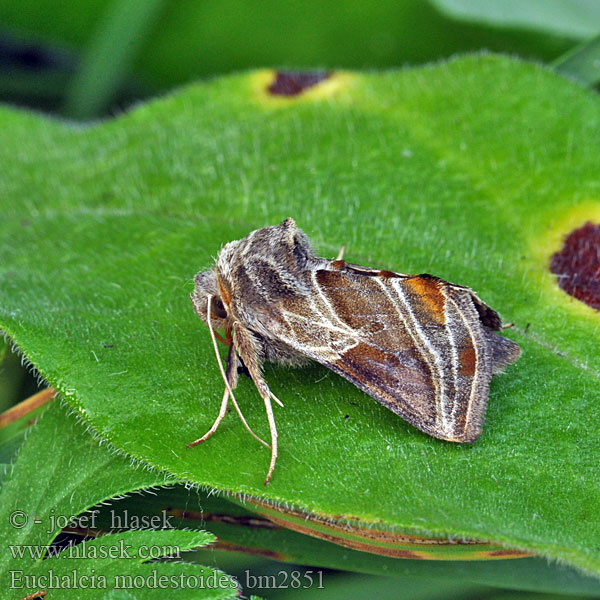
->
[[191, 269, 229, 330]]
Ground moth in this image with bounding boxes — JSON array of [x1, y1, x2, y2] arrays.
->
[[189, 218, 521, 484]]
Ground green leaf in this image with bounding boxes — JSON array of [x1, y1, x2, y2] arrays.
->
[[0, 400, 238, 599], [0, 341, 26, 413], [552, 33, 600, 88], [18, 529, 235, 599], [1, 56, 600, 578], [430, 0, 600, 39], [0, 389, 55, 467], [62, 0, 167, 119], [265, 571, 490, 600], [0, 0, 577, 107], [98, 485, 600, 596]]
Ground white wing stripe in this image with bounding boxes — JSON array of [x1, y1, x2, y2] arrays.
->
[[445, 294, 481, 432], [375, 278, 447, 433], [389, 279, 451, 434], [440, 285, 460, 427]]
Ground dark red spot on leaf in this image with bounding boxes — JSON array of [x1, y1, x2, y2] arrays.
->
[[550, 222, 600, 310], [268, 71, 331, 96]]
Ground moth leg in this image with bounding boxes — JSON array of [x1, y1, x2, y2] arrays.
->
[[225, 347, 271, 448], [262, 393, 278, 486], [231, 322, 269, 396], [269, 390, 284, 408], [213, 330, 229, 346], [187, 343, 237, 447], [187, 387, 229, 447], [335, 245, 346, 261], [188, 342, 269, 448], [232, 321, 280, 485]]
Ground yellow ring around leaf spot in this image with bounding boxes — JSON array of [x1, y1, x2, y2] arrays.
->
[[251, 69, 356, 107], [530, 200, 600, 318]]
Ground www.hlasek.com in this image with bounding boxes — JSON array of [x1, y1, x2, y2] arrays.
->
[[9, 538, 180, 561]]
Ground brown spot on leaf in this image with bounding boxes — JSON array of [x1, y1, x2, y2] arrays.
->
[[550, 221, 600, 310], [268, 71, 331, 96]]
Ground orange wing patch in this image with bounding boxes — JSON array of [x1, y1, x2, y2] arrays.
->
[[403, 276, 446, 325]]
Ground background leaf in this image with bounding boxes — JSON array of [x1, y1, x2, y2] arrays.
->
[[61, 0, 166, 120], [430, 0, 600, 38], [1, 56, 599, 580], [0, 0, 581, 116], [0, 388, 54, 467], [97, 485, 600, 597], [0, 341, 26, 413], [552, 33, 600, 88], [0, 400, 238, 599]]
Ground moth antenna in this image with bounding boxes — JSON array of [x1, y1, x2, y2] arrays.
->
[[205, 294, 270, 449], [187, 388, 229, 447], [335, 245, 346, 261], [262, 393, 278, 486]]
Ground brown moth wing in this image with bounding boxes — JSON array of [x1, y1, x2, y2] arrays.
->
[[259, 265, 512, 442]]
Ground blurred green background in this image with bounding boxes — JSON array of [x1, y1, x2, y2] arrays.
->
[[1, 0, 599, 120], [1, 1, 600, 598]]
